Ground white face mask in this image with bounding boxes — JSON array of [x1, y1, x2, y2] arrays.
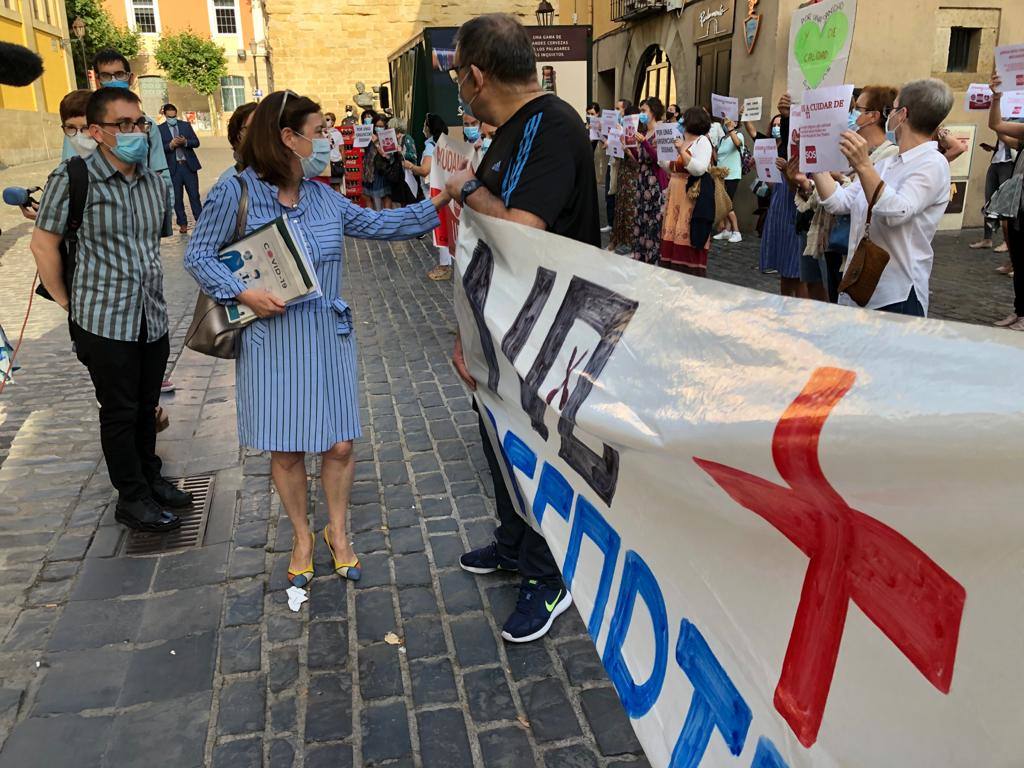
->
[[69, 132, 98, 157]]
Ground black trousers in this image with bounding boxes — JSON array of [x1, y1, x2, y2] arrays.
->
[[476, 413, 561, 585], [984, 162, 1015, 239], [72, 317, 169, 502], [1008, 222, 1024, 317]]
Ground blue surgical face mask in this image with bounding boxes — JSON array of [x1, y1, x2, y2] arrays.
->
[[481, 137, 492, 152], [103, 79, 131, 89], [463, 125, 480, 142], [638, 113, 649, 125], [363, 118, 373, 126], [294, 135, 331, 178], [105, 132, 148, 164], [847, 109, 862, 132], [771, 125, 781, 139], [165, 116, 178, 126], [458, 73, 476, 119]]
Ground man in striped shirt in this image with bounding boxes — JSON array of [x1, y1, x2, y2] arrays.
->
[[30, 87, 188, 533]]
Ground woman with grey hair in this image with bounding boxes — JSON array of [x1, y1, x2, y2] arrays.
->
[[812, 78, 954, 316]]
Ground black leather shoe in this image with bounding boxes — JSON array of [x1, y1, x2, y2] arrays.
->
[[151, 478, 194, 510], [115, 497, 182, 533]]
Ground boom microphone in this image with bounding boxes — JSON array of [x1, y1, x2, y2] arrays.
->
[[0, 42, 44, 87], [2, 187, 41, 207]]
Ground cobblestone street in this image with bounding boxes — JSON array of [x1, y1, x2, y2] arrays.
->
[[0, 145, 1016, 768]]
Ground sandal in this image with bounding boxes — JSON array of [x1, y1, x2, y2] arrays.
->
[[287, 532, 315, 588], [323, 527, 361, 581]]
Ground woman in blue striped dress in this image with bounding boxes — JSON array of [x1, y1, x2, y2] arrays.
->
[[185, 91, 448, 586]]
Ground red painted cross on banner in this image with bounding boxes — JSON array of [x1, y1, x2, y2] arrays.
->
[[694, 367, 966, 748]]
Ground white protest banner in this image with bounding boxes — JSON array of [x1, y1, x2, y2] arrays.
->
[[788, 0, 857, 102], [427, 133, 478, 255], [711, 93, 740, 122], [622, 114, 640, 148], [655, 122, 682, 163], [601, 109, 618, 139], [607, 135, 624, 159], [741, 97, 763, 122], [455, 207, 1024, 768], [589, 116, 601, 141], [754, 138, 782, 183], [795, 84, 854, 173], [376, 127, 399, 155], [353, 124, 373, 148], [965, 83, 994, 111], [1000, 91, 1024, 120], [995, 44, 1024, 92]]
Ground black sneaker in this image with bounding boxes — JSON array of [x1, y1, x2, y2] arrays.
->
[[460, 542, 519, 575], [151, 478, 194, 510], [115, 497, 182, 533], [501, 579, 573, 643]]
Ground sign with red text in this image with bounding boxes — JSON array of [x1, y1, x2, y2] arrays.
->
[[795, 84, 854, 173], [1001, 91, 1024, 120], [995, 44, 1024, 92], [965, 83, 994, 111], [712, 93, 740, 122], [427, 133, 479, 254], [454, 207, 1024, 768], [754, 138, 782, 182]]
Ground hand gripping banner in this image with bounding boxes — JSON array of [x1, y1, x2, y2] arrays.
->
[[452, 208, 1024, 768]]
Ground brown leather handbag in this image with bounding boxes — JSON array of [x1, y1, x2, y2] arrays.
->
[[838, 181, 890, 307], [184, 178, 249, 359]]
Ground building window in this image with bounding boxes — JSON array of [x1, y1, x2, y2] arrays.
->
[[220, 75, 245, 112], [946, 26, 981, 73], [213, 0, 238, 35], [130, 0, 158, 33], [32, 0, 53, 24], [635, 46, 676, 112]]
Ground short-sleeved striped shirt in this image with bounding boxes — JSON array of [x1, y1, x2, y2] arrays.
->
[[35, 148, 170, 342]]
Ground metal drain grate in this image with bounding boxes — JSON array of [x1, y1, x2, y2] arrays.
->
[[122, 475, 215, 556]]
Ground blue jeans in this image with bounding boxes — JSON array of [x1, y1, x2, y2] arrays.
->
[[878, 287, 925, 317]]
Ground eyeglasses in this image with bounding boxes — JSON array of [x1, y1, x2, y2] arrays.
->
[[277, 90, 299, 126], [447, 65, 465, 85], [61, 125, 84, 136], [97, 118, 150, 134], [96, 71, 130, 84]]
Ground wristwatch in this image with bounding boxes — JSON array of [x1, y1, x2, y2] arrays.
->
[[460, 178, 484, 205]]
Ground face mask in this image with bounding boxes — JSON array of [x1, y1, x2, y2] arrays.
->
[[771, 125, 781, 139], [100, 132, 148, 164], [458, 73, 477, 119], [481, 137, 492, 152], [103, 79, 130, 89], [165, 117, 178, 126], [69, 132, 97, 157], [293, 135, 331, 178], [463, 125, 480, 142], [363, 118, 373, 126], [885, 108, 904, 144], [847, 109, 861, 132], [638, 113, 649, 125]]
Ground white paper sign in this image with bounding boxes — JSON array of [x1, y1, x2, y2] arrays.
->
[[622, 114, 640, 148], [376, 127, 399, 155], [712, 93, 740, 122], [754, 138, 782, 183], [741, 97, 763, 122], [1001, 91, 1024, 120], [965, 83, 994, 111], [655, 122, 682, 163], [794, 84, 854, 173], [455, 208, 1024, 768], [404, 168, 418, 198], [788, 0, 858, 102], [601, 109, 618, 139], [995, 44, 1024, 92], [589, 116, 601, 141], [607, 135, 624, 159], [427, 133, 479, 254], [353, 124, 373, 148]]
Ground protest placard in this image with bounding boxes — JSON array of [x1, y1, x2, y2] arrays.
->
[[794, 84, 854, 173], [455, 206, 1024, 768], [965, 83, 994, 111], [353, 124, 373, 148], [711, 93, 740, 122], [376, 128, 399, 155], [741, 97, 763, 122], [601, 109, 618, 139], [427, 134, 478, 255], [589, 116, 601, 141], [788, 0, 857, 102], [995, 44, 1024, 92], [655, 122, 681, 163], [622, 114, 640, 148], [607, 135, 624, 159], [754, 138, 782, 183], [1001, 91, 1024, 120]]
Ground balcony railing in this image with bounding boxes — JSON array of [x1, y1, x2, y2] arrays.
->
[[611, 0, 667, 22]]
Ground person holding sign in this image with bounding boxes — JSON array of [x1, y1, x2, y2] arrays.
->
[[608, 105, 642, 255], [760, 94, 805, 296], [364, 114, 393, 211], [660, 107, 715, 276], [711, 117, 746, 243], [405, 113, 452, 280], [987, 69, 1024, 330], [814, 79, 954, 316], [185, 91, 451, 588], [631, 98, 667, 264]]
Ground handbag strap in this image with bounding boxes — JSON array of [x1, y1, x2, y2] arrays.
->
[[864, 180, 886, 236], [235, 176, 249, 241]]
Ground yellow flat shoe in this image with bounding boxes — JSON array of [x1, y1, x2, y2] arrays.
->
[[287, 533, 315, 588], [323, 527, 361, 581]]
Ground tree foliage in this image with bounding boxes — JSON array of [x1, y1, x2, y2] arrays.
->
[[64, 0, 141, 88], [153, 31, 228, 97]]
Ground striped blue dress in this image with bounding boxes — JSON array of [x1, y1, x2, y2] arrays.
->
[[184, 169, 440, 452]]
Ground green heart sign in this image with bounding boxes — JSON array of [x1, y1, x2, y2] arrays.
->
[[794, 12, 850, 88]]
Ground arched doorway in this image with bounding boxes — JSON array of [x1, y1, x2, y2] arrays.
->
[[634, 46, 676, 110]]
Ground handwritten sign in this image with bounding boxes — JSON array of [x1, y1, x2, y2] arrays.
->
[[788, 0, 857, 101], [741, 96, 763, 122], [754, 137, 782, 183], [601, 109, 618, 139], [711, 93, 740, 122], [655, 122, 682, 163], [995, 44, 1024, 92], [795, 84, 854, 173], [353, 124, 373, 148]]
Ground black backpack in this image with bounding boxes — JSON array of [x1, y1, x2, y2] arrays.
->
[[36, 155, 88, 303]]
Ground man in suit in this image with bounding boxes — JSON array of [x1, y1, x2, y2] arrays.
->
[[158, 103, 202, 234]]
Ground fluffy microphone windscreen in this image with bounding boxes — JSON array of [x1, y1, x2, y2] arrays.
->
[[0, 42, 44, 88]]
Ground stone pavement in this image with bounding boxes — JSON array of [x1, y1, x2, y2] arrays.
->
[[0, 147, 1016, 768]]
